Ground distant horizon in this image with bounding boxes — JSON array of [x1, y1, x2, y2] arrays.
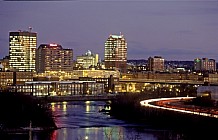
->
[[1, 1, 218, 61]]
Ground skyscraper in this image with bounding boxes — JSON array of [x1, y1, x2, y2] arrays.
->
[[104, 34, 127, 73], [9, 29, 37, 72], [36, 44, 73, 73]]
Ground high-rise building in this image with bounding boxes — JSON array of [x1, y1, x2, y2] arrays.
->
[[36, 44, 73, 73], [148, 56, 165, 72], [9, 29, 37, 72], [104, 34, 127, 73], [194, 58, 201, 71], [76, 50, 99, 69], [194, 58, 216, 72]]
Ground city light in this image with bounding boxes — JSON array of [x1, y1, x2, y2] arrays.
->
[[140, 97, 218, 118], [49, 43, 58, 46]]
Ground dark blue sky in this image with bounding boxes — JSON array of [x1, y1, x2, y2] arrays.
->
[[0, 0, 218, 60]]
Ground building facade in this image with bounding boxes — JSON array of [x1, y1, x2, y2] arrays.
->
[[0, 71, 34, 87], [194, 58, 216, 72], [104, 34, 127, 73], [36, 44, 73, 73], [34, 69, 120, 81], [9, 30, 37, 72], [76, 50, 99, 69], [13, 81, 104, 96], [0, 56, 9, 71], [148, 56, 165, 72], [197, 86, 218, 101]]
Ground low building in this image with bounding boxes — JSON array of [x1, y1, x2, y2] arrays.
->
[[34, 69, 120, 80], [197, 86, 218, 101], [0, 71, 34, 87], [194, 58, 216, 72], [208, 74, 218, 83], [0, 56, 9, 71], [76, 50, 99, 69], [148, 56, 165, 72], [13, 81, 104, 96]]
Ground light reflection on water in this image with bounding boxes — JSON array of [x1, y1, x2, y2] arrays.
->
[[0, 101, 177, 140], [2, 101, 210, 140], [47, 101, 174, 140]]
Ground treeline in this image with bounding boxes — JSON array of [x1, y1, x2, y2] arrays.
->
[[0, 91, 57, 130]]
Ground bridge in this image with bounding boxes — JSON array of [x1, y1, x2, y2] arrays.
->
[[118, 79, 206, 93], [120, 79, 205, 85], [37, 94, 117, 102]]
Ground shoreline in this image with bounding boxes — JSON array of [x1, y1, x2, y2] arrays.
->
[[110, 94, 218, 132], [0, 127, 57, 134], [0, 91, 57, 133]]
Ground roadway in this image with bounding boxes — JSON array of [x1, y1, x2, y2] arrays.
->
[[140, 97, 218, 118], [120, 79, 204, 85]]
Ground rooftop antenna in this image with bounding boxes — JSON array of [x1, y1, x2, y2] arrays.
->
[[29, 27, 32, 32]]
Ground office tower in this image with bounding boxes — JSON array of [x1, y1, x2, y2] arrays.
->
[[36, 44, 73, 73], [194, 58, 201, 71], [202, 58, 216, 71], [104, 33, 127, 73], [9, 29, 37, 72], [148, 56, 165, 72], [76, 50, 99, 69], [194, 58, 216, 72]]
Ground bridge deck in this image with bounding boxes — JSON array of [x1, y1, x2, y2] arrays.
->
[[37, 95, 116, 102]]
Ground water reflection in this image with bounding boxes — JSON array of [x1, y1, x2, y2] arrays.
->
[[49, 101, 178, 140], [62, 101, 67, 113], [1, 101, 214, 140]]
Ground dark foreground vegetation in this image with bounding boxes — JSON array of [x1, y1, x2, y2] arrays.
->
[[0, 91, 57, 132], [110, 92, 218, 139]]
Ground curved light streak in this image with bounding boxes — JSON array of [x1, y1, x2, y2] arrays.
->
[[140, 97, 218, 118]]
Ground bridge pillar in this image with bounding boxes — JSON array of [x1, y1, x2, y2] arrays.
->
[[126, 83, 130, 92], [126, 83, 136, 92]]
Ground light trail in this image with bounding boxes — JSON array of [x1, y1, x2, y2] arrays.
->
[[140, 97, 218, 118]]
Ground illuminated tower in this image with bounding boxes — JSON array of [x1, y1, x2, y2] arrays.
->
[[9, 29, 37, 72], [104, 33, 127, 73], [36, 44, 73, 73]]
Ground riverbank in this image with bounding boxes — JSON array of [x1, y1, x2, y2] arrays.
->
[[0, 91, 57, 133], [110, 93, 218, 132]]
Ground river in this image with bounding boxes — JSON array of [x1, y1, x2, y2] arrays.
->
[[2, 101, 213, 140]]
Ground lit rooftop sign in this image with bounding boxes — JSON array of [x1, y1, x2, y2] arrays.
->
[[50, 43, 58, 47], [111, 35, 122, 39]]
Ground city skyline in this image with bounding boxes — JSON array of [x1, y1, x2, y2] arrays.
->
[[1, 0, 218, 60]]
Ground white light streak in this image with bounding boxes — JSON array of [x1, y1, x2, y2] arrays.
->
[[140, 97, 218, 118]]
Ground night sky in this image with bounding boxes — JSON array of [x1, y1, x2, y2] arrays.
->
[[0, 0, 218, 61]]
